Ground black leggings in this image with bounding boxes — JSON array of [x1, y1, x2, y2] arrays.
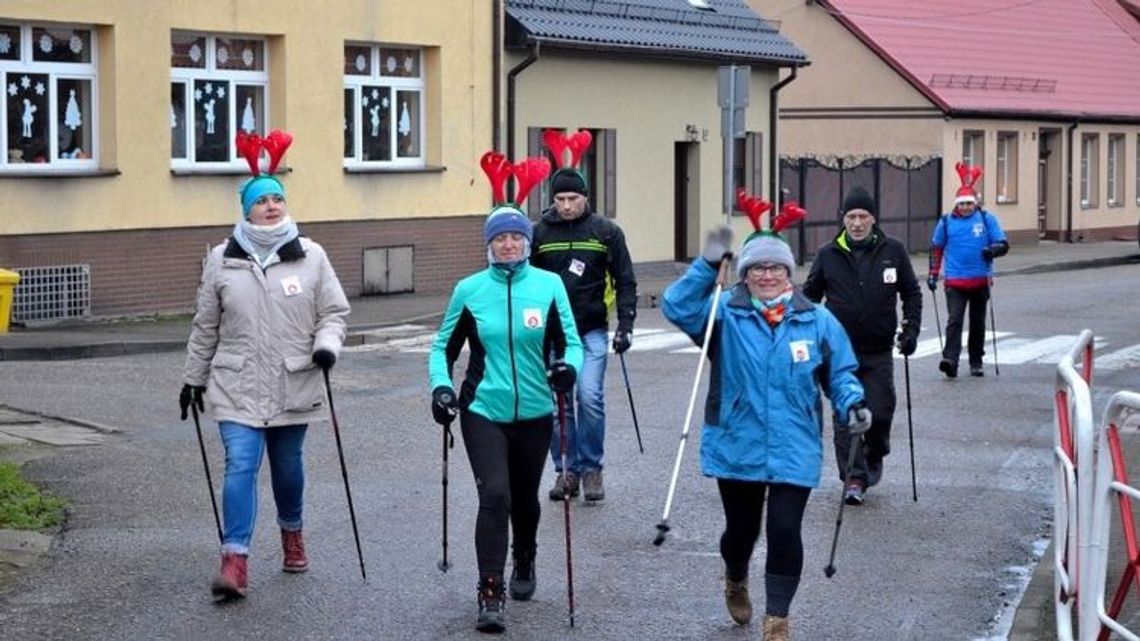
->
[[460, 411, 553, 577], [717, 479, 811, 582]]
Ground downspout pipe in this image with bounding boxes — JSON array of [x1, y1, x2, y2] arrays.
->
[[506, 40, 540, 194], [769, 66, 799, 204], [1065, 120, 1079, 243], [492, 0, 502, 151]]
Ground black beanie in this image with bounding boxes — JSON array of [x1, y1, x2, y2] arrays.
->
[[842, 186, 875, 216], [550, 168, 588, 196]]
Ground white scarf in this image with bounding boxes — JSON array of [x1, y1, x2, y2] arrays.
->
[[232, 216, 299, 269]]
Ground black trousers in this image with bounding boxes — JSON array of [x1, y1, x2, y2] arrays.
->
[[943, 285, 990, 367], [833, 350, 896, 486], [716, 479, 811, 582], [460, 411, 553, 577]]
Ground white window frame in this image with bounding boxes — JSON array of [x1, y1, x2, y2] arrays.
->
[[0, 22, 98, 173], [170, 32, 269, 170], [343, 43, 425, 169], [1107, 134, 1124, 207], [1080, 133, 1099, 208], [995, 132, 1018, 204]]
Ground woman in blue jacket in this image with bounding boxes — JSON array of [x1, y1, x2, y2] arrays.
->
[[428, 156, 582, 634], [663, 220, 868, 641]]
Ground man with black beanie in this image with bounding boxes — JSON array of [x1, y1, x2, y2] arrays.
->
[[802, 186, 922, 505], [532, 164, 637, 504]]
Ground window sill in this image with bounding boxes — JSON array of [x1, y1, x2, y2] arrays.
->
[[0, 168, 120, 179], [995, 198, 1018, 205], [171, 166, 292, 177], [344, 164, 446, 175]]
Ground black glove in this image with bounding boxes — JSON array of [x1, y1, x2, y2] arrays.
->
[[897, 330, 918, 356], [846, 402, 872, 435], [547, 361, 577, 394], [701, 225, 735, 268], [431, 386, 458, 426], [612, 330, 632, 354], [926, 274, 938, 292], [179, 384, 206, 421], [312, 348, 337, 371]]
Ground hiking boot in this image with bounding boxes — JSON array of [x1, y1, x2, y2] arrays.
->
[[582, 470, 605, 502], [548, 472, 579, 501], [476, 575, 506, 633], [281, 528, 309, 573], [844, 479, 866, 506], [211, 552, 248, 600], [938, 358, 958, 378], [970, 364, 985, 377], [508, 549, 536, 601], [724, 577, 752, 625], [763, 614, 790, 641]]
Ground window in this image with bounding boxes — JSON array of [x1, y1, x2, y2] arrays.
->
[[962, 130, 985, 200], [995, 132, 1018, 204], [170, 32, 268, 168], [343, 44, 424, 167], [1107, 134, 1124, 207], [732, 132, 764, 214], [526, 127, 617, 218], [0, 22, 97, 171], [1080, 133, 1099, 208]]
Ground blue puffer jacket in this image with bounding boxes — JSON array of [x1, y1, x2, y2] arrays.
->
[[662, 259, 865, 488]]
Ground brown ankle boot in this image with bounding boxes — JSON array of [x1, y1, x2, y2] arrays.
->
[[281, 529, 309, 573], [763, 614, 790, 641], [211, 552, 248, 600], [724, 577, 752, 625]]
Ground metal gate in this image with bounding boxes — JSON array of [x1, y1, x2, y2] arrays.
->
[[779, 155, 943, 262]]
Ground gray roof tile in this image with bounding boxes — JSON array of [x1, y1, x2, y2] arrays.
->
[[505, 0, 807, 64]]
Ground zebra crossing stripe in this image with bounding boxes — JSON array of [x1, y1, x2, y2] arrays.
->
[[1097, 344, 1140, 371]]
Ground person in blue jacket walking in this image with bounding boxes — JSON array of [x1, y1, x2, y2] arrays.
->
[[662, 202, 869, 641], [428, 152, 583, 634]]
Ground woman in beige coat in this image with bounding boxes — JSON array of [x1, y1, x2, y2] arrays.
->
[[180, 151, 349, 601]]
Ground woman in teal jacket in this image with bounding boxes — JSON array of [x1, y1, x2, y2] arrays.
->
[[663, 222, 866, 641], [428, 201, 582, 634]]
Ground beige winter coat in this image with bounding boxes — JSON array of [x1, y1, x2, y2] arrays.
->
[[183, 236, 350, 428]]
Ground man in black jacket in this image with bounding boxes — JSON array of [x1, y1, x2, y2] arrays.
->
[[532, 167, 637, 503], [802, 186, 922, 505]]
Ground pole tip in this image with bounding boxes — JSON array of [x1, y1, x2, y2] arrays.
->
[[823, 565, 836, 578], [652, 522, 669, 546]]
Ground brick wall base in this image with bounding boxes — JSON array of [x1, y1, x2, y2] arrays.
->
[[0, 216, 486, 317]]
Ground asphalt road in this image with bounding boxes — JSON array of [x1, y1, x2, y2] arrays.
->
[[1, 263, 1138, 640]]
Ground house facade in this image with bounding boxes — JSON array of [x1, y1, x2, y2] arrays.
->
[[750, 0, 1140, 245]]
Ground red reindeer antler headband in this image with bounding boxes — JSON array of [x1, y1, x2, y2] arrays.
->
[[480, 151, 551, 206], [542, 129, 593, 170], [235, 129, 293, 176], [736, 188, 806, 236]]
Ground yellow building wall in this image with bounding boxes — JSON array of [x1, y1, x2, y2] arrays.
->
[[0, 0, 492, 235], [508, 53, 781, 263]]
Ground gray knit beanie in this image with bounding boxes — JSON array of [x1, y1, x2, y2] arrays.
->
[[736, 232, 795, 279]]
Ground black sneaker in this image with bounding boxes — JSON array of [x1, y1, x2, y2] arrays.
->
[[508, 551, 536, 601], [844, 479, 866, 505], [476, 575, 506, 633], [970, 365, 985, 377], [938, 359, 958, 379], [582, 470, 605, 502], [548, 472, 579, 501]]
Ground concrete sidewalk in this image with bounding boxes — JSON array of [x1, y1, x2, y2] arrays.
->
[[0, 240, 1136, 362]]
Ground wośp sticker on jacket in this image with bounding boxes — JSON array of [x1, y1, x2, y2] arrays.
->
[[522, 308, 544, 329], [789, 340, 812, 363]]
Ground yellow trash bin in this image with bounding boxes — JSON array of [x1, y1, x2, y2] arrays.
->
[[0, 269, 19, 333]]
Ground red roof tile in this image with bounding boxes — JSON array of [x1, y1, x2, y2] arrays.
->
[[823, 0, 1140, 119]]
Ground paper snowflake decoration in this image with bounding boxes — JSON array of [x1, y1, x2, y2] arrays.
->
[[69, 34, 83, 54], [404, 57, 414, 73], [20, 75, 30, 89], [194, 88, 203, 102], [386, 56, 397, 73], [216, 46, 229, 65], [382, 97, 389, 108], [188, 43, 202, 63], [34, 82, 44, 96], [355, 54, 366, 72], [216, 86, 225, 99], [38, 33, 53, 54], [0, 33, 11, 55], [360, 95, 369, 107], [6, 83, 16, 96], [204, 82, 214, 95], [371, 88, 379, 101], [242, 47, 253, 67]]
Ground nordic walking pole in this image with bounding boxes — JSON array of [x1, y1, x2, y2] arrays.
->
[[654, 259, 730, 546], [930, 288, 944, 353], [904, 354, 917, 502], [618, 352, 644, 454], [190, 403, 223, 543], [557, 392, 576, 627], [824, 431, 861, 578], [989, 282, 1000, 376], [322, 368, 366, 581], [436, 394, 456, 573]]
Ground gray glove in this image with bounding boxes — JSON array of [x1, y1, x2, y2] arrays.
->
[[702, 225, 735, 267], [847, 403, 872, 435]]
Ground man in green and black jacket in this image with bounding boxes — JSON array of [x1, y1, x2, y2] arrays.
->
[[532, 167, 637, 503]]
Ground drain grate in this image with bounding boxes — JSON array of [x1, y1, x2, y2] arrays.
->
[[13, 264, 91, 323]]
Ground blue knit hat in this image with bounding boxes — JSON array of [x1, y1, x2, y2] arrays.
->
[[483, 205, 533, 244], [239, 175, 286, 218]]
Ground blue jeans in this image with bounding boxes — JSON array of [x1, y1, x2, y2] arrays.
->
[[549, 328, 608, 473], [218, 421, 307, 555]]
